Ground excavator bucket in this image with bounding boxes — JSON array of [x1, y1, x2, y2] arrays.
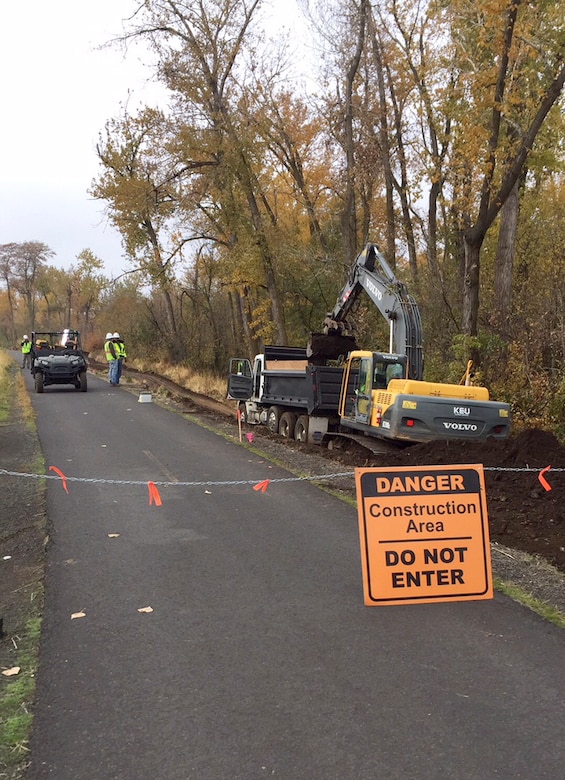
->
[[307, 332, 358, 363]]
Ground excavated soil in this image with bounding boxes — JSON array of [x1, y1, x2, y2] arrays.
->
[[343, 427, 565, 573]]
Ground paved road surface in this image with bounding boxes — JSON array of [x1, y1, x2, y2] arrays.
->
[[24, 371, 564, 779]]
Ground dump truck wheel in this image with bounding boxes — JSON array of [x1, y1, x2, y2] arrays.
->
[[294, 415, 309, 443], [279, 412, 297, 439], [267, 406, 283, 434]]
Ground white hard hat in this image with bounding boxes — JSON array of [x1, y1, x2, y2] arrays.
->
[[112, 332, 120, 338], [105, 332, 113, 339], [23, 335, 28, 339]]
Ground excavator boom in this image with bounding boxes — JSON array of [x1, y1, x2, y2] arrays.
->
[[308, 243, 423, 379]]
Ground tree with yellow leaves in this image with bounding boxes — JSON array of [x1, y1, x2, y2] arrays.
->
[[436, 0, 565, 337]]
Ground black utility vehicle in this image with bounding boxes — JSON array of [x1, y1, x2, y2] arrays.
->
[[30, 329, 88, 393]]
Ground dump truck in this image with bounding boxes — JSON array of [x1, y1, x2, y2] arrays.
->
[[228, 345, 344, 443]]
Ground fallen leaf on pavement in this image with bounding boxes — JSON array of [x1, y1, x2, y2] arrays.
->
[[2, 667, 20, 677], [137, 606, 153, 613], [71, 611, 86, 620]]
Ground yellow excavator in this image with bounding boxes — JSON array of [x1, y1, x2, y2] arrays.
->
[[308, 243, 511, 443]]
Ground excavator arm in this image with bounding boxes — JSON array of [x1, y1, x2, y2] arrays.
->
[[309, 243, 424, 380]]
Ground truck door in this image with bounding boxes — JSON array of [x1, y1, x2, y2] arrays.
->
[[227, 358, 253, 400]]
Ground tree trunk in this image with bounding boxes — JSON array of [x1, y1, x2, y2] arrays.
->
[[145, 219, 178, 345], [386, 71, 418, 285], [66, 285, 73, 328], [238, 287, 260, 360], [4, 280, 17, 348], [341, 0, 368, 262], [462, 235, 482, 336], [368, 20, 395, 266], [243, 182, 288, 345], [427, 180, 441, 284], [493, 177, 519, 342]]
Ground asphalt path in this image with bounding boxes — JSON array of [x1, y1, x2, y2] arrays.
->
[[23, 369, 564, 779]]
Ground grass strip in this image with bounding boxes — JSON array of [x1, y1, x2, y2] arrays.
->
[[0, 351, 45, 778], [0, 616, 42, 772], [493, 578, 565, 629]]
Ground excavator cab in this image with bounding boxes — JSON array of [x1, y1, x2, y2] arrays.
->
[[339, 351, 408, 428]]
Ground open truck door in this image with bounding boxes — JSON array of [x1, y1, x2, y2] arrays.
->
[[227, 358, 253, 400]]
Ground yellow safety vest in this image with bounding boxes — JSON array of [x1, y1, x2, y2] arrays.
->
[[104, 340, 118, 362]]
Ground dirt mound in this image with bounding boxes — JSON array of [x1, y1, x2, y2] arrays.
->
[[344, 430, 565, 574]]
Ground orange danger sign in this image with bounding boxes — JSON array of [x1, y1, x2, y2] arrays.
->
[[355, 464, 493, 606]]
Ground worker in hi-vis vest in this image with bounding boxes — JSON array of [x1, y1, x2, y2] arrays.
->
[[112, 332, 127, 385], [104, 332, 119, 386], [21, 335, 32, 369]]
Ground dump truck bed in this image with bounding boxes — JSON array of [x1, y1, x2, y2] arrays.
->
[[260, 364, 344, 415]]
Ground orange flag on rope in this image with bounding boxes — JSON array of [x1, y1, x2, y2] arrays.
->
[[49, 466, 69, 493], [538, 465, 552, 492], [148, 481, 163, 506], [253, 479, 270, 493]]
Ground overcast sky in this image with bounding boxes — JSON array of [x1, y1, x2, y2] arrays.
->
[[0, 0, 305, 279]]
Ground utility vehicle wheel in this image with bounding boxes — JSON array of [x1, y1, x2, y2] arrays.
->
[[279, 412, 297, 438], [294, 415, 309, 443], [35, 373, 44, 394], [238, 403, 247, 424], [267, 406, 283, 434], [79, 372, 88, 392]]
